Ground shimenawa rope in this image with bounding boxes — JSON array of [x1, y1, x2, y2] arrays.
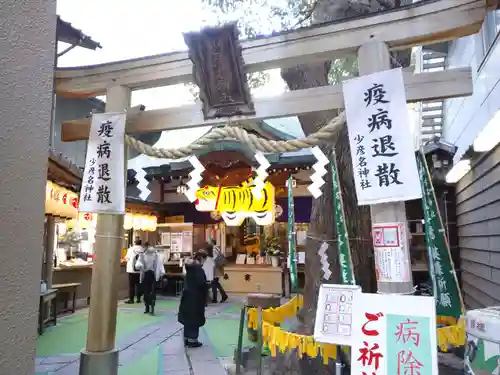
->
[[124, 111, 346, 159]]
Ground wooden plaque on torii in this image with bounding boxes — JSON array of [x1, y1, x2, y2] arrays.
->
[[183, 22, 256, 120]]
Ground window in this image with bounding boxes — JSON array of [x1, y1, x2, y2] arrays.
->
[[478, 10, 500, 63], [483, 10, 500, 49]]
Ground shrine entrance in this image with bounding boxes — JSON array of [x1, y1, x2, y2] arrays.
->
[[56, 1, 494, 374]]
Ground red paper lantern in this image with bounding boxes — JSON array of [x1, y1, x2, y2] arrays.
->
[[70, 196, 78, 209]]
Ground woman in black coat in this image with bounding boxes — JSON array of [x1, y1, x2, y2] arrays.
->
[[178, 252, 207, 348]]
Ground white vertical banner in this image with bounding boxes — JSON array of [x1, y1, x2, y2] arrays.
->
[[351, 293, 438, 375], [79, 112, 126, 214], [342, 68, 422, 206]]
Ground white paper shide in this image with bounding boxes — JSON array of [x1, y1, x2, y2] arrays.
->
[[343, 68, 422, 206], [79, 112, 126, 214]]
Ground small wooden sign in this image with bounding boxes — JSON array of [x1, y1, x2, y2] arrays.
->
[[184, 22, 256, 120], [165, 215, 184, 223]]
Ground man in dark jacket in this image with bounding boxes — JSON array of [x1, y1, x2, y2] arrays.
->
[[178, 252, 207, 348]]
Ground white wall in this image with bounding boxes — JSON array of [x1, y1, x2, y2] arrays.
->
[[0, 1, 56, 373]]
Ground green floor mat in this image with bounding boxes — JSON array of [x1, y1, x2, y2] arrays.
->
[[36, 311, 163, 357], [204, 317, 254, 357], [120, 299, 179, 311], [119, 346, 159, 375], [57, 313, 88, 325], [222, 304, 245, 314]]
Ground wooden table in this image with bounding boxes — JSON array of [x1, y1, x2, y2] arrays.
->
[[221, 265, 282, 295], [53, 282, 81, 314], [39, 289, 57, 335]]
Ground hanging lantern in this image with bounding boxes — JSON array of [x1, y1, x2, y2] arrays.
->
[[123, 214, 133, 230], [142, 216, 150, 231], [133, 214, 145, 231], [150, 216, 158, 231], [45, 182, 78, 218], [61, 190, 70, 218], [70, 195, 79, 209], [139, 215, 148, 231]]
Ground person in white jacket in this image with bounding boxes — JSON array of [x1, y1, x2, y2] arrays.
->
[[137, 242, 165, 315], [206, 243, 228, 303], [125, 239, 144, 304], [202, 252, 215, 305]]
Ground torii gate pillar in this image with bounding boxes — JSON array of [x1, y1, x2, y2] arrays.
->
[[358, 41, 414, 295], [79, 86, 131, 375]]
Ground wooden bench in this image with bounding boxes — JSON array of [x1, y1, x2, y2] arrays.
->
[[53, 282, 81, 314], [39, 289, 57, 335]]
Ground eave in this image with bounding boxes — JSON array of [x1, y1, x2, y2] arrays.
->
[[47, 149, 82, 188], [57, 16, 102, 51]]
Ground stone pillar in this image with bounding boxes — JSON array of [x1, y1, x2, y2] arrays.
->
[[0, 1, 56, 374], [358, 41, 414, 294], [80, 86, 131, 375]]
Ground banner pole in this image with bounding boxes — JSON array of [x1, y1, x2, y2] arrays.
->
[[418, 149, 465, 314]]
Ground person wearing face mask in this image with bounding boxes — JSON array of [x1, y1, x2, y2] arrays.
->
[[137, 242, 165, 315], [205, 242, 228, 303], [178, 251, 207, 348], [124, 239, 144, 304]]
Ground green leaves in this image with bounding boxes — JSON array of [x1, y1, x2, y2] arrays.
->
[[328, 55, 359, 84]]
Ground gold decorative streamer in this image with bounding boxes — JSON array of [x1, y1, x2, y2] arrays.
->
[[247, 295, 464, 361]]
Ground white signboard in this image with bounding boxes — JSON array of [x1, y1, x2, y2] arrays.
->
[[79, 112, 126, 214], [351, 293, 438, 375], [372, 222, 411, 283], [343, 68, 422, 205], [313, 284, 362, 346]]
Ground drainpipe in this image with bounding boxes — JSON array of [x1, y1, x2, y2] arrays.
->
[[42, 30, 60, 287], [49, 36, 59, 148]]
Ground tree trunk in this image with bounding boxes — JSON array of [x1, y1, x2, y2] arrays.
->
[[277, 1, 405, 374], [281, 60, 376, 330]]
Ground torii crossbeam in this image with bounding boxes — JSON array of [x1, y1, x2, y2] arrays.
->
[[61, 68, 472, 141], [55, 0, 487, 96], [57, 0, 491, 141]]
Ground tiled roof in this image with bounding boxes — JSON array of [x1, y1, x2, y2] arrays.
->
[[48, 148, 82, 180]]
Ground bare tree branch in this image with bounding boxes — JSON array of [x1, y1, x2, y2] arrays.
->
[[375, 0, 398, 9], [292, 0, 320, 28]]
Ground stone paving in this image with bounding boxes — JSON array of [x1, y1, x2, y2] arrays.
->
[[36, 297, 464, 374], [35, 298, 236, 375]]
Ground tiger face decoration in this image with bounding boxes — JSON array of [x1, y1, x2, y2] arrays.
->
[[194, 185, 219, 212], [194, 181, 276, 226]]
